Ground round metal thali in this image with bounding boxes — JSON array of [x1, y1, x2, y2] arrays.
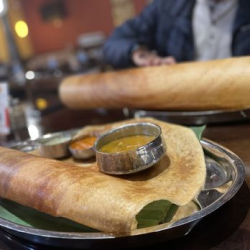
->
[[0, 129, 246, 249]]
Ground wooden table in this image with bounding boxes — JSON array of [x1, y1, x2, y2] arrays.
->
[[203, 123, 250, 250], [0, 108, 249, 249]]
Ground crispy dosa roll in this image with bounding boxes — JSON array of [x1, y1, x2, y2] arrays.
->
[[59, 57, 250, 111], [0, 118, 206, 233]]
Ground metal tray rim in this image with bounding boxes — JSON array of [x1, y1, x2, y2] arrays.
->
[[0, 138, 245, 240]]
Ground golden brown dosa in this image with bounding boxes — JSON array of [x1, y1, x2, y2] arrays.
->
[[59, 56, 250, 111], [0, 118, 206, 233]]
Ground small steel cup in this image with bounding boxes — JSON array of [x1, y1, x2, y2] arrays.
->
[[94, 122, 166, 175], [38, 132, 72, 159], [69, 135, 96, 160]]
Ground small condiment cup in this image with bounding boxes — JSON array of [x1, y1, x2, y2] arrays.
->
[[69, 135, 96, 160], [38, 132, 72, 159], [94, 122, 166, 175]]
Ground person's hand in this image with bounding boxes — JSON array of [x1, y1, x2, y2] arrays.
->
[[132, 48, 176, 67]]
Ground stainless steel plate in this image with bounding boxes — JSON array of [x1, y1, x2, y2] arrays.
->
[[0, 130, 245, 249], [126, 108, 250, 125]]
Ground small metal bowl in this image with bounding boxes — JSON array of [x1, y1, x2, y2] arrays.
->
[[38, 132, 72, 159], [69, 135, 96, 160], [94, 122, 166, 175]]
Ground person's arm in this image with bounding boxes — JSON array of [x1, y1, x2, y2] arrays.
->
[[103, 1, 160, 68]]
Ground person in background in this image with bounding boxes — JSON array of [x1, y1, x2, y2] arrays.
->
[[103, 0, 250, 69]]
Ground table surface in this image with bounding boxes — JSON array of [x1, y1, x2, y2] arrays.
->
[[0, 107, 250, 250]]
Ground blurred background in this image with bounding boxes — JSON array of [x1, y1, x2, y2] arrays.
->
[[0, 0, 152, 143]]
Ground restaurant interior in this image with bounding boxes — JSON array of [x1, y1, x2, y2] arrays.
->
[[0, 0, 250, 249], [0, 0, 150, 145]]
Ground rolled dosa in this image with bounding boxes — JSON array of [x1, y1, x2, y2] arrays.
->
[[59, 57, 250, 111], [0, 118, 206, 233]]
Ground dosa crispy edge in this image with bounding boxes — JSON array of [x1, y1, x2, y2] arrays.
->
[[59, 56, 250, 111], [0, 118, 206, 233]]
